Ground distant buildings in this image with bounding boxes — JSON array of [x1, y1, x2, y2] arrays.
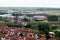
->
[[3, 15, 47, 22], [0, 10, 48, 22], [0, 9, 60, 23]]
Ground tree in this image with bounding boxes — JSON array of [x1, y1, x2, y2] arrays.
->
[[23, 18, 30, 22], [25, 23, 32, 28], [55, 31, 60, 37], [38, 22, 50, 34], [32, 25, 38, 30], [51, 26, 57, 31], [0, 16, 4, 21]]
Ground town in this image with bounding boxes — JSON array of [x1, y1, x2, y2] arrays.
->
[[0, 7, 60, 40]]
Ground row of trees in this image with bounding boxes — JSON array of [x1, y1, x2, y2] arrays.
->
[[25, 22, 58, 34], [47, 15, 59, 21]]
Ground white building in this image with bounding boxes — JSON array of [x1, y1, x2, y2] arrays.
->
[[33, 16, 48, 22]]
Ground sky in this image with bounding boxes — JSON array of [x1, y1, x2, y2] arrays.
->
[[0, 0, 60, 8]]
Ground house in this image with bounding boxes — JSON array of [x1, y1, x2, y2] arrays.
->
[[33, 16, 48, 22]]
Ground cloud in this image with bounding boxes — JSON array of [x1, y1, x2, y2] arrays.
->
[[0, 0, 60, 8]]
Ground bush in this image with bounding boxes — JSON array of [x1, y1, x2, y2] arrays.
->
[[55, 31, 60, 37]]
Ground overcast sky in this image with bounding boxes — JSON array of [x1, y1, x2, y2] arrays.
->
[[0, 0, 60, 8]]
